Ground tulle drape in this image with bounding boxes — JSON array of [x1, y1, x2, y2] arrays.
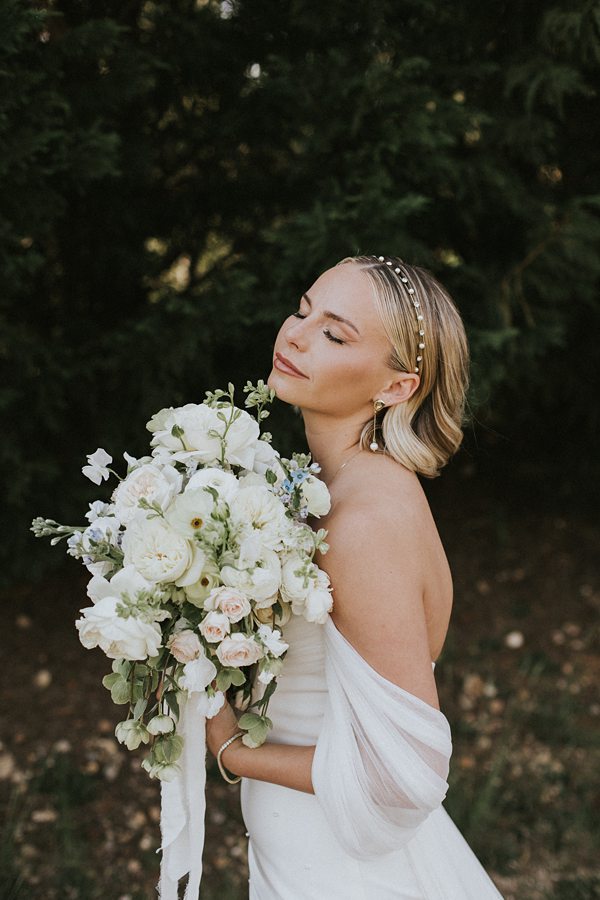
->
[[311, 615, 453, 859]]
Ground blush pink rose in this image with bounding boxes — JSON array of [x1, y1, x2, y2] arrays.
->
[[216, 633, 264, 668], [167, 629, 202, 663], [205, 586, 251, 623], [198, 610, 231, 643]]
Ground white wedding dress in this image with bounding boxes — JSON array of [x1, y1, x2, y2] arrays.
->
[[240, 612, 504, 899]]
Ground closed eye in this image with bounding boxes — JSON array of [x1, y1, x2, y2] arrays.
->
[[292, 311, 346, 344]]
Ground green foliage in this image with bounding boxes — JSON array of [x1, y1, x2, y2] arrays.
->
[[2, 0, 600, 582]]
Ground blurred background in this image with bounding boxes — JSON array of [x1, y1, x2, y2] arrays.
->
[[1, 0, 599, 898]]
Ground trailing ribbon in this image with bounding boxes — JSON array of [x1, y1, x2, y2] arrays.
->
[[156, 694, 207, 899]]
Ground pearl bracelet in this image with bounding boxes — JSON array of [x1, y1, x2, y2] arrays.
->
[[217, 731, 244, 784]]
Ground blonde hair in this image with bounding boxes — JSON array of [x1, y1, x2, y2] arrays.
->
[[336, 255, 470, 478]]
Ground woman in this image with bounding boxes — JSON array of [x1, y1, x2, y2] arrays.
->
[[206, 254, 504, 898]]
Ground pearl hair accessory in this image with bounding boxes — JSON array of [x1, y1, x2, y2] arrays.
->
[[375, 255, 425, 374]]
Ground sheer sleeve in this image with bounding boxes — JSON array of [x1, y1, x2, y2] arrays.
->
[[311, 614, 452, 860]]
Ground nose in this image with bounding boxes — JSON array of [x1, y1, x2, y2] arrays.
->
[[283, 315, 306, 350]]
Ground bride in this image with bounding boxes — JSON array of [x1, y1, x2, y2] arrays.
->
[[206, 254, 504, 898]]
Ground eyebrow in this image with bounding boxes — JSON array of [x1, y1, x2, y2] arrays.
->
[[302, 292, 361, 336]]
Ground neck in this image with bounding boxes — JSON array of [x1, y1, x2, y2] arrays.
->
[[301, 408, 368, 486]]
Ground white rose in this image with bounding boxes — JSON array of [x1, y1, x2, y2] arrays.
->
[[178, 652, 217, 693], [165, 487, 216, 539], [221, 409, 260, 469], [112, 463, 183, 525], [122, 514, 205, 585], [194, 690, 226, 718], [186, 467, 240, 504], [256, 624, 289, 657], [204, 586, 251, 623], [198, 610, 231, 643], [300, 475, 331, 517], [303, 569, 334, 624], [167, 629, 203, 662], [229, 485, 288, 551], [216, 633, 264, 668], [280, 552, 311, 604], [150, 403, 223, 463], [221, 547, 281, 601], [76, 566, 163, 660]]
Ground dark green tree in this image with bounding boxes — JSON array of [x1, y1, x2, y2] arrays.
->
[[2, 0, 599, 582]]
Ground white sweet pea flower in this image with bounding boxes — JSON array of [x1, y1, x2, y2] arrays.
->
[[111, 463, 183, 525], [178, 652, 217, 693], [256, 624, 289, 657], [76, 566, 163, 660], [85, 500, 113, 523], [82, 448, 113, 485], [258, 669, 275, 685], [186, 467, 240, 504], [198, 610, 231, 643], [299, 474, 331, 517], [194, 690, 226, 718], [81, 516, 121, 577], [303, 569, 333, 624], [122, 514, 206, 585]]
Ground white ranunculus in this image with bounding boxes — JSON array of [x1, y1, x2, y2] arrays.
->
[[76, 566, 163, 660], [165, 487, 216, 539], [198, 610, 231, 643], [220, 409, 260, 469], [221, 547, 281, 602], [194, 690, 225, 718], [300, 474, 331, 517], [203, 586, 251, 623], [280, 552, 311, 605], [303, 569, 334, 624], [178, 652, 217, 693], [122, 514, 205, 585], [111, 463, 183, 525], [229, 485, 288, 551], [149, 403, 223, 463], [186, 467, 240, 504], [256, 624, 289, 657], [216, 633, 264, 668]]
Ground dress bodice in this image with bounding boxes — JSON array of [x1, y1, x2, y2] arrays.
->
[[249, 612, 328, 745]]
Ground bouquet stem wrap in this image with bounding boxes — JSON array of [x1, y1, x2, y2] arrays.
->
[[157, 694, 207, 899]]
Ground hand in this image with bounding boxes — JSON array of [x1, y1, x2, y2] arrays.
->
[[205, 697, 242, 758]]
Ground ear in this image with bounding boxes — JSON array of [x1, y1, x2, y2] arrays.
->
[[377, 372, 420, 407]]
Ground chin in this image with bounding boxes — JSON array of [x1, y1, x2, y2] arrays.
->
[[267, 369, 303, 405]]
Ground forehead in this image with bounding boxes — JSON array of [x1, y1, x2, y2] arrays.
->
[[308, 264, 379, 334]]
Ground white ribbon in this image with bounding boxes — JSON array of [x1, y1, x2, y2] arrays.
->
[[156, 694, 207, 899]]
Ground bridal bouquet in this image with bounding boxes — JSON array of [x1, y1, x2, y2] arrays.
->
[[31, 380, 333, 898]]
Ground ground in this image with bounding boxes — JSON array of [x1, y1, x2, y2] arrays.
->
[[1, 463, 598, 899]]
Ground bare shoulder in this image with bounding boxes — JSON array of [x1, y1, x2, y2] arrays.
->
[[311, 453, 452, 706]]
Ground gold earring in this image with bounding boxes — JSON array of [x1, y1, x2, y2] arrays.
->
[[370, 399, 386, 451]]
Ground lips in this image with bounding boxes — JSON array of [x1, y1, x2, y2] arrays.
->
[[274, 352, 308, 378]]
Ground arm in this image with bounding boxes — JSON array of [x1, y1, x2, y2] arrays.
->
[[205, 693, 316, 794]]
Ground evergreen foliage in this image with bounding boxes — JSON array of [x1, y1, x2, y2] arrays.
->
[[2, 0, 599, 582]]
